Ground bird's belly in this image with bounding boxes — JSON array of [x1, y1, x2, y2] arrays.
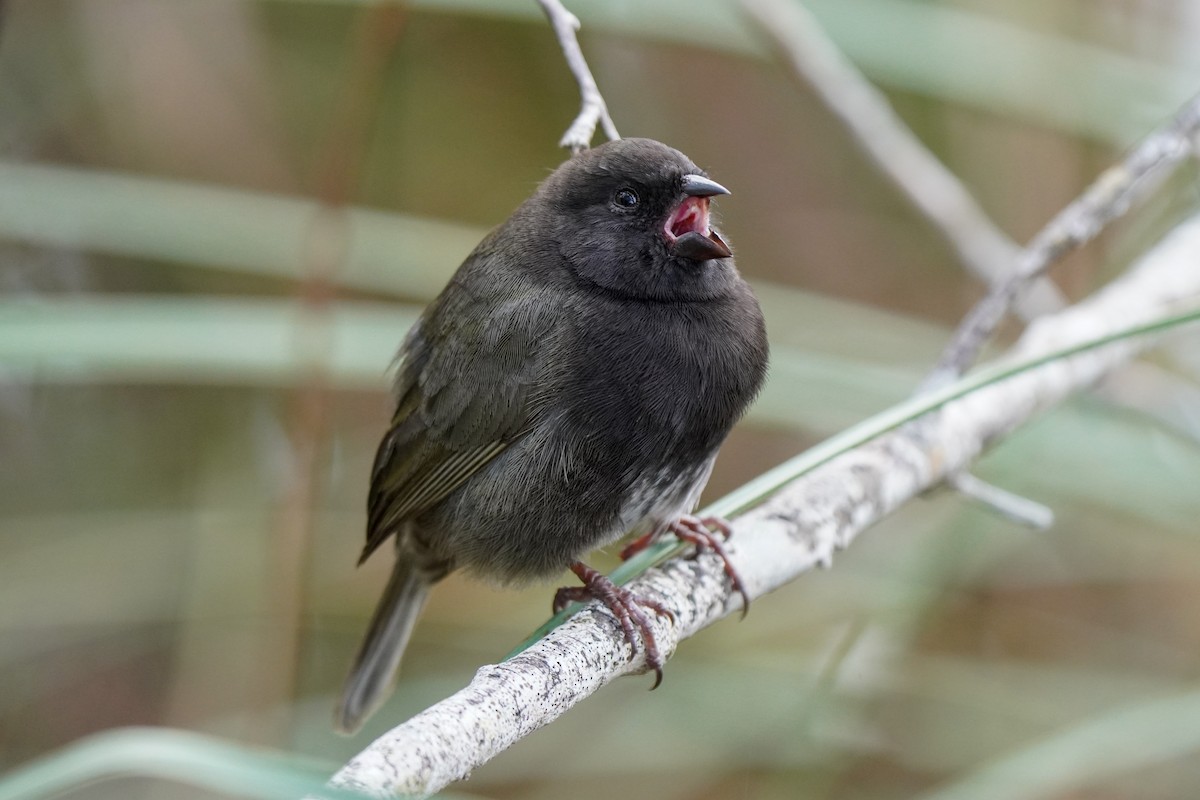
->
[[617, 454, 716, 538]]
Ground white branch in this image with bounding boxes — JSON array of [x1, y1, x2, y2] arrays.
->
[[536, 0, 619, 153], [323, 215, 1200, 798]]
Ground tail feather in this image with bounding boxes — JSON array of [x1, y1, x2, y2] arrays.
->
[[335, 556, 434, 735]]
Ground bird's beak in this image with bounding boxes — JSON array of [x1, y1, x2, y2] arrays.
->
[[681, 175, 730, 199], [666, 175, 733, 261]]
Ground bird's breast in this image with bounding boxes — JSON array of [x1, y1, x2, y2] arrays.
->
[[562, 294, 764, 468]]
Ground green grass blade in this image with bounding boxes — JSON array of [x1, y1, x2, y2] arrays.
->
[[916, 689, 1200, 800], [0, 162, 479, 298], [0, 727, 353, 800]]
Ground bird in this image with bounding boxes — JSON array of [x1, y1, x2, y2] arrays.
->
[[336, 137, 769, 734]]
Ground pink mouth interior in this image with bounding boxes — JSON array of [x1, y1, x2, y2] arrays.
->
[[665, 196, 711, 241]]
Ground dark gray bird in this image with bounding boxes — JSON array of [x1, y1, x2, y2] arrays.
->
[[336, 138, 768, 734]]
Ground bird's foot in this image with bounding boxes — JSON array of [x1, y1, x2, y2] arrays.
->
[[553, 561, 674, 688], [669, 515, 750, 618]]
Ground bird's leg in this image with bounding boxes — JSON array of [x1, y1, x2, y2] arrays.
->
[[552, 561, 674, 688], [618, 531, 656, 561], [668, 515, 750, 618]]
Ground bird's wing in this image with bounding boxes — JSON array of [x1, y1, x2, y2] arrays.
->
[[359, 276, 561, 564]]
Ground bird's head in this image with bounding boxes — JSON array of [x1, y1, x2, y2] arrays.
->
[[535, 138, 740, 302]]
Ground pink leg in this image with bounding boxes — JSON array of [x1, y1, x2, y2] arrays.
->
[[618, 531, 656, 561]]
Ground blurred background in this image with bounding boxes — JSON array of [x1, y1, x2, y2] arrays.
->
[[2, 1, 1200, 798]]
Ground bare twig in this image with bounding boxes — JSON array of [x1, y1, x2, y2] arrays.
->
[[741, 0, 1063, 318], [924, 91, 1200, 388], [323, 216, 1200, 798], [947, 472, 1054, 529], [536, 0, 619, 153]]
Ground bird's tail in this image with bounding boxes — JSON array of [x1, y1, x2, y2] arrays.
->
[[335, 550, 445, 734]]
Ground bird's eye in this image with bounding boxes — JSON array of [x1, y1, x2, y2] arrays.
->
[[613, 188, 639, 209]]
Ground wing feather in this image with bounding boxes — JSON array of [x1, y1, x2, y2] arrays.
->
[[359, 262, 561, 564]]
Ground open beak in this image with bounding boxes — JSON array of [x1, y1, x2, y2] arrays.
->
[[665, 174, 733, 261]]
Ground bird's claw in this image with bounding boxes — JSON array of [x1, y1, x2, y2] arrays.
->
[[668, 514, 750, 618], [554, 561, 674, 688]]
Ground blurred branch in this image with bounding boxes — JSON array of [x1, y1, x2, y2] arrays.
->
[[946, 472, 1053, 530], [742, 4, 1200, 395], [323, 216, 1200, 798], [924, 91, 1200, 388], [741, 0, 1062, 318], [740, 0, 1059, 526], [536, 0, 619, 152]]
